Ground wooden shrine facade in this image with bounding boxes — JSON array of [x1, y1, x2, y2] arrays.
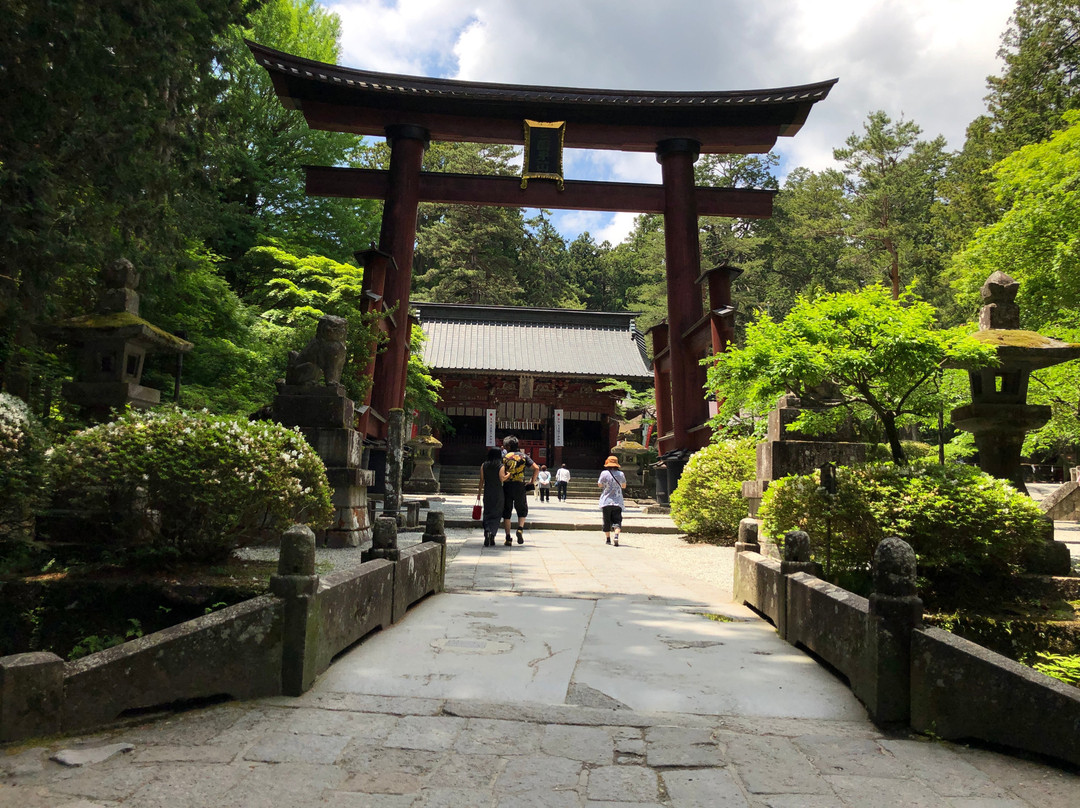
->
[[414, 303, 653, 468], [249, 41, 834, 454]]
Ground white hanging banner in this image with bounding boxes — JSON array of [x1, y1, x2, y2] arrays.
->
[[553, 408, 564, 447], [486, 408, 497, 447]]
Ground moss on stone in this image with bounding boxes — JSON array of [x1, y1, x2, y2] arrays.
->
[[58, 312, 192, 352], [971, 329, 1080, 350]]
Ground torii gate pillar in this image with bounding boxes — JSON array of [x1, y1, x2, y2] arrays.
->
[[370, 125, 428, 428], [657, 138, 708, 452]]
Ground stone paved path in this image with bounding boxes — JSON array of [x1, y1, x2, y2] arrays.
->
[[2, 496, 1078, 806]]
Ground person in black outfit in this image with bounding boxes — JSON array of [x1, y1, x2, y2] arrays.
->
[[478, 447, 508, 546]]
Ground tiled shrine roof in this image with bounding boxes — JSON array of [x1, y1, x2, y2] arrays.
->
[[414, 303, 653, 380]]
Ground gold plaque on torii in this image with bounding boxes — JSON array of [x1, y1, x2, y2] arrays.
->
[[521, 120, 565, 190]]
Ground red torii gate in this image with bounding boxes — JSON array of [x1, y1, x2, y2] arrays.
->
[[249, 41, 834, 455]]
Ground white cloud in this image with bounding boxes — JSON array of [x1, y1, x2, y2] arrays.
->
[[321, 0, 1017, 236], [595, 212, 640, 246]]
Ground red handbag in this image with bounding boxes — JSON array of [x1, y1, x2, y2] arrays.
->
[[472, 495, 482, 520]]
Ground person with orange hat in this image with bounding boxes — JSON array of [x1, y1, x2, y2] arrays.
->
[[597, 455, 627, 546]]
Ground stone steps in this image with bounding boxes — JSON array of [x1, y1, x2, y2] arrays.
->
[[434, 466, 603, 499]]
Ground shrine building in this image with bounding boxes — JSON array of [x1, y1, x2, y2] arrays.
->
[[413, 302, 652, 470]]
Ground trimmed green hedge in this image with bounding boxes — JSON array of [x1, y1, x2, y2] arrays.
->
[[760, 463, 1046, 577], [670, 440, 755, 544]]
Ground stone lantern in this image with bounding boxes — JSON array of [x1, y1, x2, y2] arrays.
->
[[46, 259, 191, 418], [951, 271, 1080, 493], [611, 439, 648, 492], [405, 425, 443, 494]]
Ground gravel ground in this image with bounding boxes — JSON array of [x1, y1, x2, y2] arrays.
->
[[237, 526, 737, 597]]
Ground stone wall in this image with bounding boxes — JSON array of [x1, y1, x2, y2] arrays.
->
[[911, 627, 1080, 767], [733, 551, 782, 627], [734, 544, 1080, 767], [784, 573, 870, 695], [62, 596, 284, 733], [315, 561, 394, 675], [0, 523, 447, 744], [1040, 481, 1080, 521]]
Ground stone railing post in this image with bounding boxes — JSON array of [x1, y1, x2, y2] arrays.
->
[[269, 524, 320, 696], [735, 517, 761, 554], [422, 510, 447, 591], [0, 651, 64, 742], [865, 537, 923, 724], [779, 529, 822, 640], [364, 516, 401, 563]]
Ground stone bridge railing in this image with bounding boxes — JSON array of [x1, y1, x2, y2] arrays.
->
[[733, 521, 1080, 768], [0, 514, 446, 743]]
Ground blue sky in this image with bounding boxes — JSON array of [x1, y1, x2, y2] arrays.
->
[[318, 0, 1017, 244]]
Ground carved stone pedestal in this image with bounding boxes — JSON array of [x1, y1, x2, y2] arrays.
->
[[742, 394, 866, 520], [273, 382, 373, 547]]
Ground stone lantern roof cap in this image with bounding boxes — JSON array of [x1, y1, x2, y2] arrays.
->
[[968, 329, 1080, 370], [46, 311, 193, 353]]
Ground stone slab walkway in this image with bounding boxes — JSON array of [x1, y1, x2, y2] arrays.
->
[[3, 497, 1078, 807]]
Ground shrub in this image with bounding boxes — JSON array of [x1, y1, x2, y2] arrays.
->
[[866, 440, 937, 464], [760, 463, 1046, 578], [0, 393, 48, 540], [48, 409, 333, 563], [669, 440, 755, 544]]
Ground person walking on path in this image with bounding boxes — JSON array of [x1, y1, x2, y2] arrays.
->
[[555, 463, 571, 501], [537, 465, 552, 502], [598, 455, 627, 546], [478, 447, 508, 546], [501, 435, 538, 545]]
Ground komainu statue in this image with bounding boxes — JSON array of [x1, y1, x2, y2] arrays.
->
[[285, 315, 347, 386]]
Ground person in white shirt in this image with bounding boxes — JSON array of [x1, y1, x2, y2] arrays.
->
[[597, 455, 627, 546], [537, 465, 552, 501], [555, 464, 571, 501]]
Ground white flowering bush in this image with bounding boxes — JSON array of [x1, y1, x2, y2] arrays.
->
[[0, 393, 47, 540], [48, 409, 333, 563]]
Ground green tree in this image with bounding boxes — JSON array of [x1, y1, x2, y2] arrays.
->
[[951, 110, 1080, 325], [569, 233, 610, 310], [736, 167, 851, 328], [0, 0, 258, 390], [939, 1, 1080, 255], [616, 214, 668, 330], [239, 244, 383, 405], [833, 111, 950, 304], [519, 211, 579, 308], [405, 325, 448, 430], [985, 0, 1080, 156], [210, 0, 382, 269], [706, 286, 996, 464], [936, 116, 1002, 263], [1024, 332, 1080, 464], [139, 250, 283, 416], [951, 111, 1080, 459], [412, 143, 527, 304], [696, 153, 779, 273]]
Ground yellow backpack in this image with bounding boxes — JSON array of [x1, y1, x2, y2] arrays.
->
[[503, 452, 527, 482]]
